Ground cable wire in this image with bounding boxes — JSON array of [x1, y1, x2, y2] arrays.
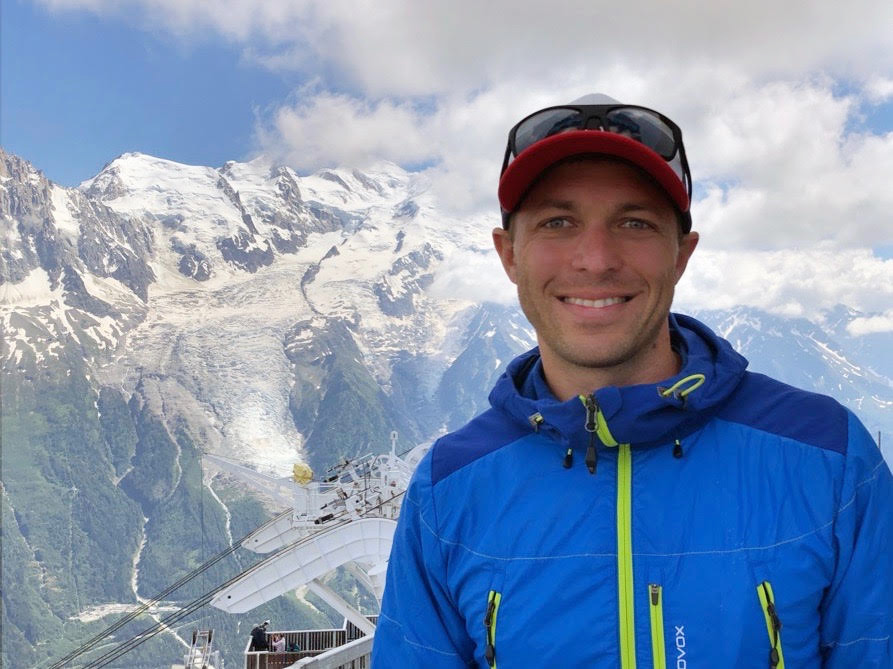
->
[[51, 492, 404, 668], [46, 507, 293, 669]]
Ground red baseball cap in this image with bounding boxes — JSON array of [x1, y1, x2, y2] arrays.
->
[[498, 94, 692, 231]]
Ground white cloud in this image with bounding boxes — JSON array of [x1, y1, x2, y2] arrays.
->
[[865, 76, 893, 103], [675, 246, 893, 321], [428, 248, 516, 306], [38, 1, 893, 94], [256, 91, 436, 172], [847, 312, 893, 335], [685, 79, 893, 250]]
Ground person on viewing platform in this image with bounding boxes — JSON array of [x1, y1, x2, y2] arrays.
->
[[372, 93, 893, 667], [249, 620, 269, 652]]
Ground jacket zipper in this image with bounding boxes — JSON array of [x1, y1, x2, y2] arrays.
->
[[583, 395, 599, 473], [484, 590, 502, 668], [617, 442, 636, 668], [757, 581, 784, 669], [649, 584, 666, 669], [579, 394, 636, 667]]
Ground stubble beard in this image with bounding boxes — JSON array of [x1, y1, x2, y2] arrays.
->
[[518, 285, 673, 379]]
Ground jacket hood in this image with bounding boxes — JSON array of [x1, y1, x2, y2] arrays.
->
[[488, 313, 748, 449]]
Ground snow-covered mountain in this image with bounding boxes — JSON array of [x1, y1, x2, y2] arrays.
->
[[1, 147, 890, 668], [2, 149, 527, 471], [0, 148, 536, 667]]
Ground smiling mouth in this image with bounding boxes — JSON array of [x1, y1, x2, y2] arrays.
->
[[562, 296, 630, 308]]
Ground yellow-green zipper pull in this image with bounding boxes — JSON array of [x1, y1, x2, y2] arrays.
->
[[757, 581, 785, 669], [767, 595, 782, 668], [484, 591, 501, 668]]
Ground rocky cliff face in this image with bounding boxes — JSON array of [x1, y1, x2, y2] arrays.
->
[[2, 149, 155, 301]]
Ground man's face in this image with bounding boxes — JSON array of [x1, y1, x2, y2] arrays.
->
[[492, 158, 698, 388]]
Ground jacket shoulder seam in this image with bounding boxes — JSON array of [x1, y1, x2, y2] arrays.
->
[[718, 372, 850, 455], [430, 411, 530, 485]]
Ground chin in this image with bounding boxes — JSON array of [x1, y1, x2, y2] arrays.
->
[[556, 346, 637, 370]]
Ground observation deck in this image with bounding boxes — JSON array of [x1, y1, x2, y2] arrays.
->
[[244, 617, 377, 669]]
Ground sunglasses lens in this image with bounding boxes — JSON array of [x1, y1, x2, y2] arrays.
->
[[505, 104, 690, 200], [514, 108, 585, 155], [604, 108, 677, 159]]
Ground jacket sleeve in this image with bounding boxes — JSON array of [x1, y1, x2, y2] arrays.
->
[[820, 411, 893, 667], [372, 449, 474, 668]]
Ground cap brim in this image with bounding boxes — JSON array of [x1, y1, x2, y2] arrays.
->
[[498, 131, 690, 216]]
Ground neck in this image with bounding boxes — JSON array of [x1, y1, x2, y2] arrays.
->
[[540, 331, 681, 402]]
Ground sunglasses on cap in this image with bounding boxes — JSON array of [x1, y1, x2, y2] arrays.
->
[[500, 104, 693, 216]]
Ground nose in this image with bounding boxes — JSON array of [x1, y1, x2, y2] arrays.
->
[[569, 222, 623, 274]]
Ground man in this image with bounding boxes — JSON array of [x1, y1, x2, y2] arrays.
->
[[249, 620, 269, 652], [372, 94, 893, 667]]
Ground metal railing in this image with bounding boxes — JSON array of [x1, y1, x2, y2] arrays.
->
[[293, 636, 372, 669], [244, 618, 377, 669]]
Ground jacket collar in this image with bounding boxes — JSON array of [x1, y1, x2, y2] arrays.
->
[[488, 313, 748, 448]]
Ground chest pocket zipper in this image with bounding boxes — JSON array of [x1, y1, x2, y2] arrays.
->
[[757, 581, 785, 668], [649, 584, 666, 669], [484, 590, 502, 668]]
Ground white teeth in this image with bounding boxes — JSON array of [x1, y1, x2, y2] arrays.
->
[[564, 296, 627, 308]]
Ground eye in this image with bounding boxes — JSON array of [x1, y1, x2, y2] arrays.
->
[[540, 217, 573, 230], [620, 218, 654, 231]]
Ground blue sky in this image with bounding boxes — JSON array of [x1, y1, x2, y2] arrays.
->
[[2, 0, 892, 320], [3, 0, 297, 185]]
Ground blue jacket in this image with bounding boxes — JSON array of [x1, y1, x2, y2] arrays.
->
[[373, 314, 893, 668]]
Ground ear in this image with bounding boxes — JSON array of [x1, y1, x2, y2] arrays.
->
[[492, 227, 518, 284], [674, 231, 699, 283]]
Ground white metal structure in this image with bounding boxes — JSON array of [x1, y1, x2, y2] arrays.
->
[[210, 517, 396, 614], [293, 636, 373, 668], [178, 629, 223, 669], [203, 432, 421, 555], [205, 432, 429, 659]]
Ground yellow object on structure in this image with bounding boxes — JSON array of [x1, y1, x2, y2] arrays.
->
[[292, 463, 314, 485]]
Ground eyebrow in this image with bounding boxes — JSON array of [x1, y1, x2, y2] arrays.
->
[[530, 198, 576, 211], [614, 202, 657, 214], [528, 199, 658, 215]]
